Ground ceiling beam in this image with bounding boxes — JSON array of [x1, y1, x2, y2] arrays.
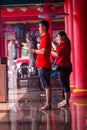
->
[[0, 0, 64, 6]]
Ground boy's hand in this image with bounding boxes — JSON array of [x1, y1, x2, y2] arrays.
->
[[29, 49, 35, 53]]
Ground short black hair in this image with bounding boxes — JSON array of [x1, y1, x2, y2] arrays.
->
[[57, 31, 67, 38], [39, 20, 49, 31], [57, 31, 71, 45]]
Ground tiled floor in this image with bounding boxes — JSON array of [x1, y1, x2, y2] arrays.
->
[[0, 87, 87, 130]]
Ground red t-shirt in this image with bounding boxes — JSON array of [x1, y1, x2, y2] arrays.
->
[[55, 42, 71, 67], [36, 33, 51, 68]]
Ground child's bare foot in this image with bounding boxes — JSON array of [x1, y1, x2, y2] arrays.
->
[[58, 100, 69, 108]]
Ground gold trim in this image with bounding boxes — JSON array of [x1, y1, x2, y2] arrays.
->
[[4, 19, 64, 24], [73, 89, 87, 93], [74, 102, 87, 107], [70, 84, 76, 88]]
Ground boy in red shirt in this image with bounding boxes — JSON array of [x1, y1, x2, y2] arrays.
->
[[29, 20, 51, 110]]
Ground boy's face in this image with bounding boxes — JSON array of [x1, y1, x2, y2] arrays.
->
[[39, 23, 45, 35]]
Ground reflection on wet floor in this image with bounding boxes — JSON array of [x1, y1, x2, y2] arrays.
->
[[0, 88, 87, 130]]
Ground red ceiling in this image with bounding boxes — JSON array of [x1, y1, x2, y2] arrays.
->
[[1, 4, 65, 30]]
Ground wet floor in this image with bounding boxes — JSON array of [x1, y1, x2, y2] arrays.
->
[[0, 87, 87, 130]]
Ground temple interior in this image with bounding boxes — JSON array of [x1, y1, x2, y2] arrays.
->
[[0, 0, 87, 130]]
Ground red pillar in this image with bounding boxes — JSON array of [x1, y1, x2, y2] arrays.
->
[[0, 10, 1, 56], [0, 24, 5, 57], [5, 39, 8, 57], [73, 0, 87, 97], [64, 0, 75, 91], [67, 0, 75, 89], [64, 0, 69, 35], [0, 29, 2, 56], [0, 32, 5, 57]]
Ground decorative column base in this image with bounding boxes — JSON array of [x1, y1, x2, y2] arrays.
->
[[71, 89, 87, 98]]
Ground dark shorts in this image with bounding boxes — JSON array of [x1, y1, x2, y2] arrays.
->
[[38, 68, 51, 90], [58, 67, 71, 93]]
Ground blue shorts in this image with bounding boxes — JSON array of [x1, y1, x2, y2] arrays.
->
[[38, 68, 51, 90]]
